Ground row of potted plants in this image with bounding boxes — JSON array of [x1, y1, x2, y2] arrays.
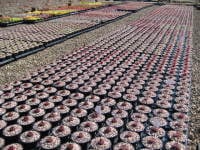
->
[[0, 2, 114, 26], [0, 1, 154, 26], [0, 2, 130, 62], [0, 16, 23, 26]]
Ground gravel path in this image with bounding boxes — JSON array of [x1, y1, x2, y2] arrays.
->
[[189, 7, 200, 150], [0, 6, 157, 85]]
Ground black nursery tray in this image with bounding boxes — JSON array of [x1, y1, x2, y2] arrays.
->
[[0, 21, 23, 27]]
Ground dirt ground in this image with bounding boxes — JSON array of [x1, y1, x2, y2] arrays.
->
[[188, 7, 200, 150]]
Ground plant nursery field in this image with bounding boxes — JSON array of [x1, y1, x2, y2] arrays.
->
[[0, 1, 199, 150]]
